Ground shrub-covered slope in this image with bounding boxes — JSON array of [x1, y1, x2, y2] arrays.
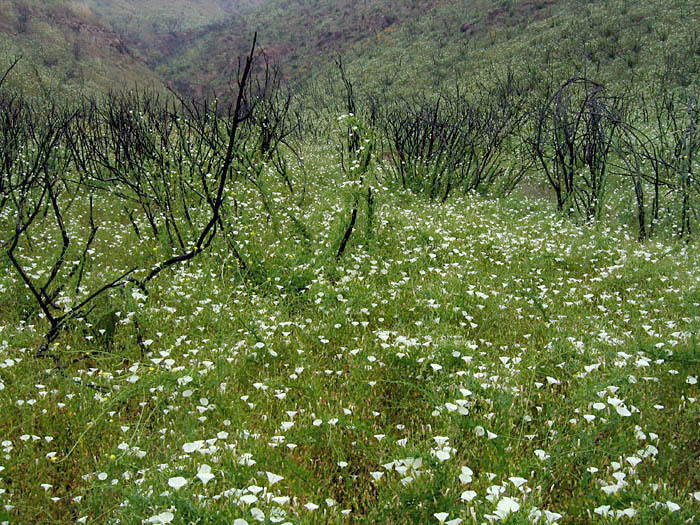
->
[[2, 0, 697, 99], [157, 0, 699, 97], [0, 0, 164, 97]]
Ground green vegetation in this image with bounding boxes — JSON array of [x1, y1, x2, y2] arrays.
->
[[1, 1, 700, 524], [1, 114, 699, 522], [0, 0, 164, 97], [82, 0, 255, 35], [337, 0, 700, 94], [149, 0, 699, 98], [2, 0, 697, 99]]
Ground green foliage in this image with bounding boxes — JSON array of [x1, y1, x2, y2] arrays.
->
[[1, 127, 700, 522], [137, 0, 700, 101], [1, 3, 700, 523], [0, 0, 164, 98], [2, 0, 698, 103]]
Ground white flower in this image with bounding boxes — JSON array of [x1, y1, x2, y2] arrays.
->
[[146, 511, 174, 524], [461, 490, 477, 502], [594, 505, 611, 516], [183, 441, 203, 453], [626, 456, 642, 467], [240, 494, 258, 505], [495, 497, 520, 518], [616, 405, 632, 417], [666, 501, 680, 512], [544, 510, 563, 522], [534, 449, 550, 460], [168, 476, 187, 490], [266, 472, 284, 485], [459, 466, 473, 484], [616, 508, 636, 518], [433, 449, 450, 462], [601, 483, 623, 495], [508, 477, 527, 488], [196, 464, 215, 485]]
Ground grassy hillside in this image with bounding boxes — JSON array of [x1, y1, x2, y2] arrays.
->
[[154, 0, 698, 98], [340, 0, 700, 94], [154, 0, 443, 97], [2, 0, 697, 100], [0, 0, 164, 97]]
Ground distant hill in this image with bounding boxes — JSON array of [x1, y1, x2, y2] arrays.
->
[[82, 0, 263, 33], [2, 1, 698, 100], [79, 0, 265, 61], [148, 0, 698, 99], [0, 0, 164, 97], [152, 0, 444, 97], [137, 0, 700, 99]]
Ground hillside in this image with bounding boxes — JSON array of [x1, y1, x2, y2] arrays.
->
[[82, 0, 258, 34], [2, 0, 697, 100], [155, 0, 699, 98], [152, 0, 445, 98], [344, 0, 700, 94], [0, 0, 164, 97], [79, 0, 265, 66]]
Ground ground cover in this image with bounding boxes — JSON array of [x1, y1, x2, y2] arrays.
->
[[1, 146, 699, 523]]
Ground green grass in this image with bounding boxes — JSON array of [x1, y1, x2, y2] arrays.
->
[[1, 141, 699, 523], [2, 2, 699, 521]]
